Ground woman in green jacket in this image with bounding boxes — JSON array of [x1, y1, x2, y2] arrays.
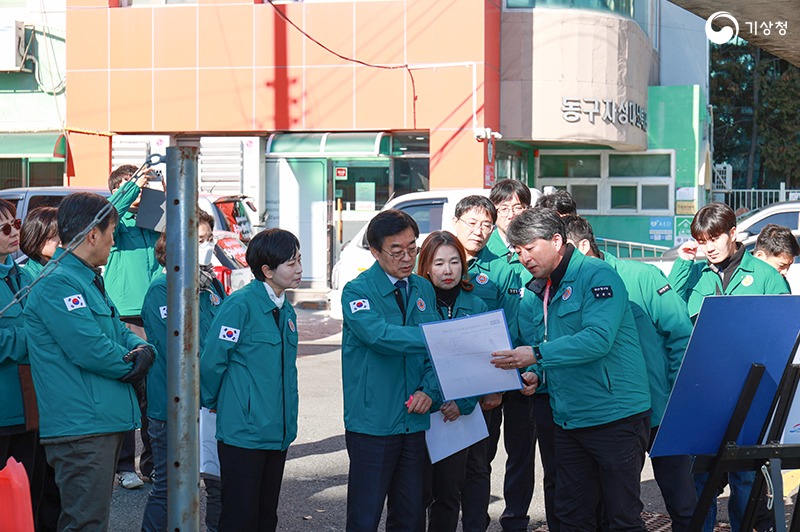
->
[[141, 208, 226, 532], [19, 206, 60, 284], [0, 199, 39, 520], [18, 205, 62, 530], [200, 228, 302, 532], [417, 230, 488, 532]]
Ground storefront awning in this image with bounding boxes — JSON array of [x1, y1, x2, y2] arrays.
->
[[266, 132, 391, 157], [0, 133, 67, 159]]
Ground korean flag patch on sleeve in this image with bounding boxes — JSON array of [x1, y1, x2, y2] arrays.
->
[[349, 299, 370, 313], [64, 294, 86, 311], [219, 326, 240, 343]]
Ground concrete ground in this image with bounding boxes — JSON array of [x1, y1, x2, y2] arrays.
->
[[109, 307, 742, 531]]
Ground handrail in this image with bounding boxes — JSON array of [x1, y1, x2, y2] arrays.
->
[[596, 237, 669, 259]]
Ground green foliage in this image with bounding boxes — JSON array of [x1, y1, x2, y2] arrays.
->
[[710, 42, 800, 188], [760, 66, 800, 187]]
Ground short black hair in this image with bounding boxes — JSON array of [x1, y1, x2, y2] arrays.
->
[[58, 193, 119, 245], [199, 208, 215, 231], [246, 228, 300, 282], [489, 179, 532, 207], [534, 190, 577, 216], [563, 214, 601, 257], [691, 203, 736, 240], [366, 210, 419, 251], [454, 195, 497, 223], [108, 164, 138, 192], [20, 206, 59, 262], [754, 224, 800, 258]]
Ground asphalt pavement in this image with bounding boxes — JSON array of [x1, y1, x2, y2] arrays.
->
[[109, 307, 732, 531]]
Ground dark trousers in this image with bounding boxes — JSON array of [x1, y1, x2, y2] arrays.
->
[[531, 394, 559, 532], [648, 427, 696, 532], [345, 430, 426, 532], [423, 446, 469, 532], [499, 392, 536, 532], [217, 441, 287, 532], [462, 410, 494, 532], [44, 432, 123, 532], [554, 415, 649, 532], [118, 317, 152, 478]]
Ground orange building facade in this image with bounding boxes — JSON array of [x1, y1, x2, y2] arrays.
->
[[65, 0, 500, 189]]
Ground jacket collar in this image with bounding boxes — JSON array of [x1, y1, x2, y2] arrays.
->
[[52, 248, 98, 285]]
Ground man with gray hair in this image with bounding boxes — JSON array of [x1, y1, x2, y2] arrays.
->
[[490, 208, 651, 532]]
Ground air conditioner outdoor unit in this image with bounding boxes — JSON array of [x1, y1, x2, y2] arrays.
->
[[0, 21, 25, 72]]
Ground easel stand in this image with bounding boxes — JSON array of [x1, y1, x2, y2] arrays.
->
[[691, 363, 800, 532]]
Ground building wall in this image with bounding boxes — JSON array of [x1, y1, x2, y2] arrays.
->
[[64, 0, 501, 189], [0, 0, 66, 133], [500, 8, 655, 151]]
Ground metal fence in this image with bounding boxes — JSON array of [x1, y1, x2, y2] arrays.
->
[[712, 183, 800, 213], [596, 237, 669, 258]]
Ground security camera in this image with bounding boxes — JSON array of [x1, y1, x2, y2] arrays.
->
[[474, 128, 488, 141]]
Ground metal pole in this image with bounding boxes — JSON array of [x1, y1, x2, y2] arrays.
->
[[166, 146, 200, 531]]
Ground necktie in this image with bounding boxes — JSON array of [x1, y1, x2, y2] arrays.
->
[[395, 279, 408, 313]]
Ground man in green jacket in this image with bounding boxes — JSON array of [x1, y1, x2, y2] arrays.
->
[[668, 203, 789, 532], [492, 208, 651, 532], [565, 214, 696, 531], [341, 209, 442, 531], [106, 164, 161, 488], [25, 192, 154, 531], [452, 194, 530, 532], [486, 179, 533, 280]]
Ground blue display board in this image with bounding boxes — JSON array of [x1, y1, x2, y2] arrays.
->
[[651, 295, 800, 457]]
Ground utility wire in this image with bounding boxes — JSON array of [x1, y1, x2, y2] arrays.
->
[[266, 0, 418, 127]]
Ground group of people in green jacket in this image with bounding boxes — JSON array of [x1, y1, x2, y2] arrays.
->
[[341, 184, 799, 532], [3, 169, 799, 532]]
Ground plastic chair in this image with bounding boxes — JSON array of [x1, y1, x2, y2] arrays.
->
[[0, 457, 34, 532]]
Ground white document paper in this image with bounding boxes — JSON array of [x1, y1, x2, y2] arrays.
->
[[420, 309, 523, 400], [199, 407, 221, 480], [426, 406, 489, 463]]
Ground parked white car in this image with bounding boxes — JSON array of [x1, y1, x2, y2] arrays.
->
[[638, 202, 800, 293], [328, 187, 542, 318]]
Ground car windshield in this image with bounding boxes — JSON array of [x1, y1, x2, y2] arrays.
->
[[213, 199, 253, 242]]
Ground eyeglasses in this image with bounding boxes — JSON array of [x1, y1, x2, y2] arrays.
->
[[0, 219, 21, 236], [496, 204, 526, 216], [381, 245, 419, 261], [458, 218, 495, 233]]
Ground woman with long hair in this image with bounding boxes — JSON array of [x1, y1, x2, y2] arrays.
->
[[417, 230, 488, 532]]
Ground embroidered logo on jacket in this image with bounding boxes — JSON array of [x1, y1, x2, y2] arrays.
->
[[64, 294, 86, 311], [349, 299, 370, 313], [742, 275, 754, 287], [416, 298, 426, 311], [288, 319, 296, 332], [219, 326, 240, 343], [562, 286, 573, 301], [209, 293, 221, 306], [476, 273, 489, 285], [657, 284, 671, 296]]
